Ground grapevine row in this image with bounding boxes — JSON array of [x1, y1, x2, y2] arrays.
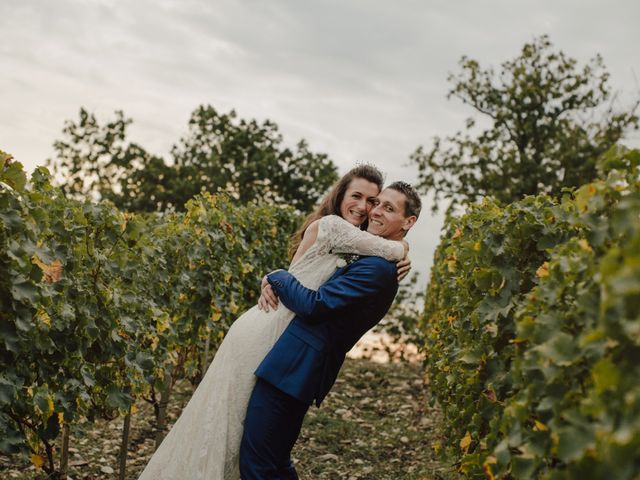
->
[[422, 146, 640, 478], [0, 158, 297, 476]]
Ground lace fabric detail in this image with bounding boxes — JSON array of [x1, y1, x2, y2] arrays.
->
[[137, 214, 401, 480], [293, 215, 405, 269], [326, 215, 404, 260]]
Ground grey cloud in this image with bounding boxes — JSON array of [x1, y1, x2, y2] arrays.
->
[[2, 0, 640, 288]]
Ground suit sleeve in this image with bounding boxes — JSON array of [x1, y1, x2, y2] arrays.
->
[[267, 259, 396, 323]]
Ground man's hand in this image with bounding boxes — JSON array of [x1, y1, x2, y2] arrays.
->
[[258, 275, 279, 312], [401, 239, 410, 257], [396, 256, 411, 282]]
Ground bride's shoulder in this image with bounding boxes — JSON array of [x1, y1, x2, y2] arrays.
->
[[319, 214, 351, 228], [302, 216, 338, 241], [307, 215, 350, 244], [316, 215, 355, 235]]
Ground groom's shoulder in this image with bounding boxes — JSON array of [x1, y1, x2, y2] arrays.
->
[[355, 255, 393, 266], [352, 255, 397, 278]]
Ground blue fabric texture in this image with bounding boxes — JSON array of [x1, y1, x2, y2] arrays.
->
[[239, 378, 308, 480], [257, 256, 398, 406]]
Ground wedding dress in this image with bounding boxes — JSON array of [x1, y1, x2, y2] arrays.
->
[[137, 215, 404, 479]]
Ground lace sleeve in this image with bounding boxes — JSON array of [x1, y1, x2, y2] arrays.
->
[[319, 215, 405, 261]]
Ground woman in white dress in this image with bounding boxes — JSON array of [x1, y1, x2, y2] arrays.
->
[[138, 165, 410, 480]]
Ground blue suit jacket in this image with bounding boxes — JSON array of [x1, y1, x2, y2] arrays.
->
[[254, 256, 398, 407]]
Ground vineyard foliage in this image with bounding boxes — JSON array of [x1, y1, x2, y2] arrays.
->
[[0, 157, 297, 472], [422, 146, 640, 478]]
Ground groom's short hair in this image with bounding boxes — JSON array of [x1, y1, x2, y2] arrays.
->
[[387, 181, 421, 219]]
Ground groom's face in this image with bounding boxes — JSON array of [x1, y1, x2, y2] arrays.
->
[[367, 188, 416, 240]]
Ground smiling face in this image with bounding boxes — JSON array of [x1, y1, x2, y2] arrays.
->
[[367, 188, 417, 240], [339, 177, 381, 226]]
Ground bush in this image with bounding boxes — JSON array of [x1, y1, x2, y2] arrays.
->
[[0, 161, 297, 474], [421, 147, 640, 478]]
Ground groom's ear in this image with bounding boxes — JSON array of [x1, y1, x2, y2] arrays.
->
[[401, 215, 417, 233]]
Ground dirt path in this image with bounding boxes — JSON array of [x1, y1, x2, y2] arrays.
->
[[1, 359, 451, 479]]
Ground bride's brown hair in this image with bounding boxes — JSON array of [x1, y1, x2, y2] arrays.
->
[[288, 164, 384, 259]]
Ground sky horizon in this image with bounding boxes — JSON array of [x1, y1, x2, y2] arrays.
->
[[2, 0, 639, 290]]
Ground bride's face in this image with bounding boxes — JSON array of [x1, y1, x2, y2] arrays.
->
[[339, 177, 380, 227]]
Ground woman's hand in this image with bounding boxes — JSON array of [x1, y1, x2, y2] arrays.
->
[[396, 256, 412, 282], [258, 275, 279, 312]]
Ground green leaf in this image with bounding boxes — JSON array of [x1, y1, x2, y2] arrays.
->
[[592, 358, 620, 395], [459, 350, 481, 365], [0, 157, 27, 192], [0, 322, 19, 352], [0, 428, 25, 455], [556, 426, 594, 463], [33, 389, 50, 415], [106, 386, 132, 410], [494, 438, 510, 466], [511, 455, 537, 478], [134, 352, 154, 371], [537, 233, 561, 250], [535, 332, 579, 366], [80, 366, 96, 387], [11, 281, 38, 304], [608, 265, 640, 296], [0, 209, 22, 229], [0, 376, 17, 405], [14, 307, 34, 332]]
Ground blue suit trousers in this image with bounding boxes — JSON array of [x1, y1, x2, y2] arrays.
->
[[240, 378, 310, 479]]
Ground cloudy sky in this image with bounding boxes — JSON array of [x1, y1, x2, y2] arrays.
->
[[2, 0, 639, 287]]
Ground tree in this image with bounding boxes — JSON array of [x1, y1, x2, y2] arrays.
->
[[49, 106, 338, 212], [411, 35, 639, 214], [48, 109, 163, 206]]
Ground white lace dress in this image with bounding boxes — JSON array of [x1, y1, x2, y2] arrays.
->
[[137, 215, 404, 480]]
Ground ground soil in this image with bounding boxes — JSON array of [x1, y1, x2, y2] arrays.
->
[[0, 359, 453, 479]]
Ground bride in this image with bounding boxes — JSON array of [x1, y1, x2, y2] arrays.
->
[[138, 165, 410, 479]]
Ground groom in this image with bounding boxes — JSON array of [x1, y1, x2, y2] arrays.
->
[[239, 181, 421, 479]]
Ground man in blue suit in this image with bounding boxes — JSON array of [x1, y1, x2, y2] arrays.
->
[[239, 182, 421, 479]]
